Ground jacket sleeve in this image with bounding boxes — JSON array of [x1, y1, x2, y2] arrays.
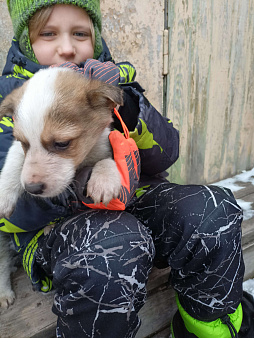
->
[[114, 82, 179, 176], [0, 76, 22, 103]]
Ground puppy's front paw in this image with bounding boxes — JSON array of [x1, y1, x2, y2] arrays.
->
[[43, 224, 56, 236], [0, 288, 15, 309], [87, 159, 121, 205], [0, 189, 19, 218], [0, 193, 17, 219]]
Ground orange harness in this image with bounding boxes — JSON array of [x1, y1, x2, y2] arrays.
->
[[82, 108, 140, 210]]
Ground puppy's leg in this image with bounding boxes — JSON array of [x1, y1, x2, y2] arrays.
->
[[87, 158, 121, 205], [43, 224, 56, 236], [0, 140, 24, 218], [0, 232, 15, 309]]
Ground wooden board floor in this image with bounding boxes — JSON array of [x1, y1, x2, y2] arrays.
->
[[1, 182, 253, 338]]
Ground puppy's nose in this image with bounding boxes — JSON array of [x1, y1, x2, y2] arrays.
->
[[25, 182, 46, 195]]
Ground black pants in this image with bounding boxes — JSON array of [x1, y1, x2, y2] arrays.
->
[[36, 182, 244, 337]]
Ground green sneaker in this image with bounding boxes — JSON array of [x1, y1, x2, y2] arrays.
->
[[171, 294, 243, 338]]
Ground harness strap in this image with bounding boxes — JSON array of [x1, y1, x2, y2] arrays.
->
[[113, 108, 129, 138]]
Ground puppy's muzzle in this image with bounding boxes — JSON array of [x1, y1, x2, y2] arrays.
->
[[25, 182, 46, 195]]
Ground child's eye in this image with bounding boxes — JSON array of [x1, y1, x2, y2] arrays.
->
[[74, 32, 90, 38], [40, 32, 55, 37]]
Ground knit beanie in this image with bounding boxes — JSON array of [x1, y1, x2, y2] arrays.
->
[[7, 0, 103, 63]]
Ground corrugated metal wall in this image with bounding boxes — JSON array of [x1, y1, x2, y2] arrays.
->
[[166, 0, 254, 184]]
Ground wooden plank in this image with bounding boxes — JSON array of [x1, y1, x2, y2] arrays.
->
[[31, 325, 55, 338], [137, 286, 177, 338], [243, 241, 254, 281], [146, 267, 171, 293], [151, 326, 171, 338], [236, 184, 254, 279], [0, 269, 56, 338], [234, 183, 254, 200], [242, 214, 254, 247]]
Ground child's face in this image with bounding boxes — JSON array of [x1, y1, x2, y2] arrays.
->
[[31, 5, 94, 66]]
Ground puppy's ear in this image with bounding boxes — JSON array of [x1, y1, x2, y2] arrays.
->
[[87, 82, 124, 110], [0, 85, 25, 118]]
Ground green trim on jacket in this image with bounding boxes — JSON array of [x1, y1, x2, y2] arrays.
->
[[22, 228, 53, 292]]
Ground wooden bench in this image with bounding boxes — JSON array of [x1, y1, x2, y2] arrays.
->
[[1, 181, 254, 338]]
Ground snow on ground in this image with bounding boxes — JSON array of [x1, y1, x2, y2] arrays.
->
[[213, 167, 254, 221], [215, 168, 254, 297], [237, 200, 254, 221], [214, 167, 254, 192], [243, 278, 254, 299]]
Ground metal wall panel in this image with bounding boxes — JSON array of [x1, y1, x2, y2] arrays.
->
[[166, 0, 254, 184]]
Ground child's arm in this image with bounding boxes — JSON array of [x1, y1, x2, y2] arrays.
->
[[117, 82, 179, 176]]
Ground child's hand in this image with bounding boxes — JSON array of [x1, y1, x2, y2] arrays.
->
[[50, 60, 120, 86], [83, 59, 120, 85]]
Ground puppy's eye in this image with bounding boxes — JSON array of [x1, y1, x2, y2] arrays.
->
[[54, 141, 70, 150]]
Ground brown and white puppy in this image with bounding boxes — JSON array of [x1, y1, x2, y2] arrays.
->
[[0, 67, 123, 308]]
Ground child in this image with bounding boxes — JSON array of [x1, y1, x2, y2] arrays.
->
[[0, 1, 253, 337]]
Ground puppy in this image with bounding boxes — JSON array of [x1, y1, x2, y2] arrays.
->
[[0, 67, 123, 308]]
